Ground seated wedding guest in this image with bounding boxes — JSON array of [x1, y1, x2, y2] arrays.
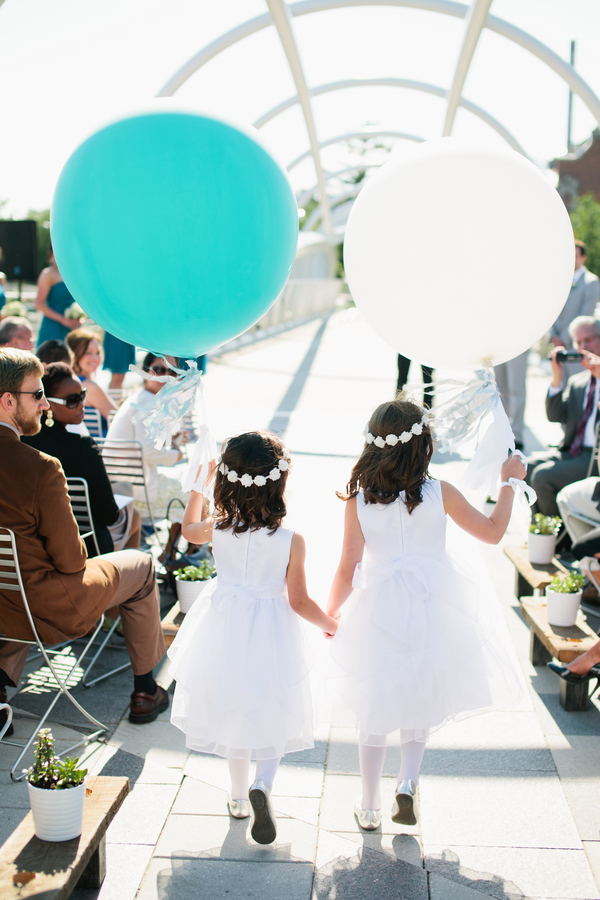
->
[[0, 348, 168, 736], [67, 328, 117, 433], [526, 317, 600, 516], [106, 352, 195, 563], [557, 476, 600, 559], [36, 339, 73, 367], [22, 363, 141, 555], [0, 317, 34, 351]]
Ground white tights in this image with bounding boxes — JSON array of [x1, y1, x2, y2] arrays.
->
[[359, 732, 427, 810], [228, 756, 281, 800]]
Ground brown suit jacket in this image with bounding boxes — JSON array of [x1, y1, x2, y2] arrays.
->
[[0, 426, 120, 643]]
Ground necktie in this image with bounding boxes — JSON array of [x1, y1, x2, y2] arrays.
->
[[571, 375, 597, 458]]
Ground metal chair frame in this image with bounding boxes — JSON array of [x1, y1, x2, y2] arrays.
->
[[83, 407, 103, 439], [95, 438, 162, 548], [0, 528, 106, 781], [66, 477, 101, 557]]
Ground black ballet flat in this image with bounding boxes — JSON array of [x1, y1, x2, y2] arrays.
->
[[547, 661, 600, 685]]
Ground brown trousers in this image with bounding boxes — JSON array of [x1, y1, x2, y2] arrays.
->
[[0, 550, 166, 687]]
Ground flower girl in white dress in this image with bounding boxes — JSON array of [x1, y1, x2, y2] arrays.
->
[[168, 431, 338, 844], [326, 397, 525, 831]]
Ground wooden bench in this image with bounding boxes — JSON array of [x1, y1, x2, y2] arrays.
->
[[161, 600, 183, 648], [504, 545, 569, 597], [0, 775, 128, 898], [521, 599, 599, 710]]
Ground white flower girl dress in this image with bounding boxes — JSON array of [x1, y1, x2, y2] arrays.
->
[[169, 523, 314, 760], [327, 480, 523, 743]]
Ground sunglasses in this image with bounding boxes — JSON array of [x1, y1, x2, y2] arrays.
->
[[12, 389, 45, 401], [47, 389, 87, 409], [147, 366, 175, 377]]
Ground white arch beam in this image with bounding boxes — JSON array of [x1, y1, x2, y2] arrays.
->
[[443, 0, 493, 136], [288, 128, 425, 171], [156, 1, 600, 129], [252, 77, 528, 156], [264, 0, 334, 238]]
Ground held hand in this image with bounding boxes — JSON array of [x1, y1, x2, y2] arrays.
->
[[500, 453, 526, 483], [323, 613, 340, 640], [582, 350, 600, 379], [549, 345, 565, 386]]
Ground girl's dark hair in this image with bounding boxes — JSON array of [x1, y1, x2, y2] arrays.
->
[[338, 396, 434, 514], [142, 351, 158, 371], [42, 363, 77, 399], [37, 339, 72, 365], [213, 431, 289, 536]]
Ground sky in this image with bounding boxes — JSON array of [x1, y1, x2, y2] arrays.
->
[[1, 0, 599, 217]]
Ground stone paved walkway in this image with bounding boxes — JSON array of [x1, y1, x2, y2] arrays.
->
[[2, 309, 600, 899]]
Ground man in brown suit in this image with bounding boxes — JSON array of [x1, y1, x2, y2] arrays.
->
[[0, 348, 168, 734]]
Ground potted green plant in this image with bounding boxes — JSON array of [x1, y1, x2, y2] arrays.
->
[[546, 572, 585, 627], [25, 728, 88, 842], [484, 495, 497, 516], [175, 560, 216, 614], [528, 514, 561, 565]]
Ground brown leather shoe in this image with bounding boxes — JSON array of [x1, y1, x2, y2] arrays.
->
[[129, 685, 169, 724], [0, 688, 14, 738]]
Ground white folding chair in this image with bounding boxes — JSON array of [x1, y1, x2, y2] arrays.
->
[[96, 439, 162, 547], [83, 407, 103, 439], [107, 388, 131, 405], [0, 528, 106, 780], [66, 477, 101, 557]]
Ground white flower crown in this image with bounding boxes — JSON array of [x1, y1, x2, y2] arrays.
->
[[364, 411, 432, 448], [218, 456, 290, 488]]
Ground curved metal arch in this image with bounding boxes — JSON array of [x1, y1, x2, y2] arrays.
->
[[265, 0, 333, 237], [443, 0, 493, 136], [288, 129, 425, 171], [252, 78, 528, 157], [156, 0, 600, 128]]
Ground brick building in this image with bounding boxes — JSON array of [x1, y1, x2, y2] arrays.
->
[[551, 129, 600, 209]]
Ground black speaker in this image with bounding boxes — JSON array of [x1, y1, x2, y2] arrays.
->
[[0, 220, 38, 282]]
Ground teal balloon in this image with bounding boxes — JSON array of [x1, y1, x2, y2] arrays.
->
[[51, 108, 299, 357]]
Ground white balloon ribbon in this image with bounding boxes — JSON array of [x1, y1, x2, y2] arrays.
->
[[407, 365, 516, 496], [499, 477, 537, 507], [129, 358, 217, 495]]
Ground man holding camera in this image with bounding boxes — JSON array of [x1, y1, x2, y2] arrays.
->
[[549, 239, 599, 379], [526, 316, 600, 516]]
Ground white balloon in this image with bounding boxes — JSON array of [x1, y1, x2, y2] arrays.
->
[[343, 138, 575, 369]]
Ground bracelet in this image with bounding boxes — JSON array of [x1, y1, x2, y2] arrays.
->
[[499, 477, 537, 507]]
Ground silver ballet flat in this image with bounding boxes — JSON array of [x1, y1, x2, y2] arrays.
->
[[227, 795, 251, 819], [354, 799, 382, 830], [391, 778, 419, 825], [249, 779, 277, 844]]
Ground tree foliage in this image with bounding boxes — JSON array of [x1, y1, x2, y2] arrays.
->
[[26, 208, 51, 274], [570, 193, 600, 278]]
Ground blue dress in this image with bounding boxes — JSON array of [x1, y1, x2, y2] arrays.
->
[[36, 281, 74, 346], [103, 331, 136, 374]]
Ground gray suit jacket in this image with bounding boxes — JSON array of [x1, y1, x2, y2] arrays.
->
[[546, 369, 592, 451], [551, 267, 600, 348]]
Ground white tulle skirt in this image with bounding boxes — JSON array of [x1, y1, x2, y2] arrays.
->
[[326, 548, 523, 745], [168, 578, 315, 759]]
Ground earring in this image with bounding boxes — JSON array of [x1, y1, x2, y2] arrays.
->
[[45, 409, 54, 428]]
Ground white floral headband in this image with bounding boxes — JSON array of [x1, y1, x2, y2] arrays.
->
[[218, 456, 290, 488], [364, 411, 432, 448]]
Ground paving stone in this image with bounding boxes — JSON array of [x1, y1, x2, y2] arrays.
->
[[172, 775, 230, 816], [109, 719, 190, 769], [426, 711, 546, 750], [313, 846, 428, 899], [326, 726, 402, 775], [137, 858, 315, 900], [429, 872, 498, 900], [558, 778, 600, 842], [70, 842, 154, 900], [154, 813, 318, 863], [1, 779, 29, 808], [583, 841, 600, 895], [424, 845, 599, 900], [271, 796, 321, 826], [332, 831, 423, 868], [420, 774, 582, 849], [319, 773, 419, 836], [0, 807, 28, 846], [420, 746, 556, 776], [106, 783, 179, 845]]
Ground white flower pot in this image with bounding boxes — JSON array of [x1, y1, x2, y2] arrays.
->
[[28, 778, 86, 842], [175, 577, 212, 614], [528, 532, 557, 565], [546, 588, 582, 628]]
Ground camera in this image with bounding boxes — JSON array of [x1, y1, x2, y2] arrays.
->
[[555, 350, 584, 363]]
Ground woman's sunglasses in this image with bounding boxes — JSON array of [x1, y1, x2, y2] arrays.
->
[[147, 365, 175, 377], [47, 389, 87, 409]]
